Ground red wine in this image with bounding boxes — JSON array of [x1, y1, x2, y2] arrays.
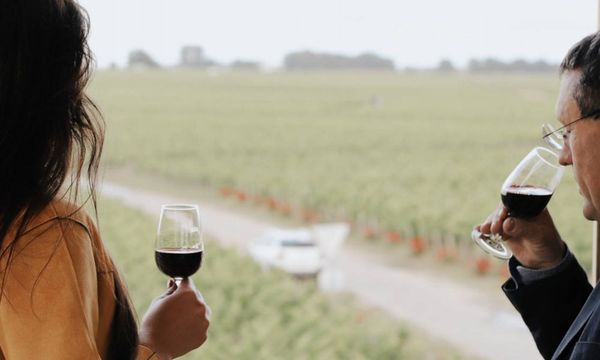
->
[[155, 248, 203, 278], [501, 185, 553, 218]]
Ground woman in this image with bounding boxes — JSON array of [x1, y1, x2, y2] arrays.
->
[[0, 1, 210, 359]]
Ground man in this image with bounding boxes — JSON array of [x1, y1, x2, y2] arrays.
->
[[477, 32, 600, 359]]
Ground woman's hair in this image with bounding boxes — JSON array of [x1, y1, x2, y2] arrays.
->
[[0, 1, 138, 358]]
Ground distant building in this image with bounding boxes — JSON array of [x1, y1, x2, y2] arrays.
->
[[180, 46, 216, 68], [283, 51, 395, 71], [436, 59, 455, 72], [467, 58, 558, 73], [128, 50, 160, 69]]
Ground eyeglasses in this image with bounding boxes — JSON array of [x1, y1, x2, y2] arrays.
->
[[542, 111, 600, 151]]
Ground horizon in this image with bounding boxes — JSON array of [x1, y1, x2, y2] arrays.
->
[[104, 46, 564, 71]]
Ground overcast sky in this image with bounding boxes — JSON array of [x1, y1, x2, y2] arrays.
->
[[78, 0, 598, 69]]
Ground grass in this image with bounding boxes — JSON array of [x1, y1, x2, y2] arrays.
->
[[89, 70, 591, 270]]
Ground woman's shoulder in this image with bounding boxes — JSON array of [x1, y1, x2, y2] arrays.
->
[[27, 197, 95, 234], [0, 199, 108, 316], [4, 197, 110, 274], [1, 197, 99, 254], [0, 197, 103, 260]]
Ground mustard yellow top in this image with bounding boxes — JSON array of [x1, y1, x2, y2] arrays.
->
[[0, 199, 158, 359]]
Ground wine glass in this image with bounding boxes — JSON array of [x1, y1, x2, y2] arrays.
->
[[471, 147, 564, 259], [155, 204, 204, 281]]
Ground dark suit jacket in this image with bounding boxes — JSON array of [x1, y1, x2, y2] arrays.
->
[[503, 256, 597, 359]]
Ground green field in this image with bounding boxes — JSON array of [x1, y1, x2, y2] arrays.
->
[[100, 198, 466, 359], [90, 70, 591, 269]]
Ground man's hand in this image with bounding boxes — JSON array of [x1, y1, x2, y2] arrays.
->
[[475, 205, 566, 269]]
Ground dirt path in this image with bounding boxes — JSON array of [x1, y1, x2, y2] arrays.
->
[[102, 182, 540, 360]]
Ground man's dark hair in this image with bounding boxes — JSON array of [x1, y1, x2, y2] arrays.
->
[[561, 32, 600, 117]]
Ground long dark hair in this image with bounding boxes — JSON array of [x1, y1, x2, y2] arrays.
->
[[0, 1, 138, 358]]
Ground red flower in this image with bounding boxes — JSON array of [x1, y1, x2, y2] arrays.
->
[[385, 231, 401, 243], [267, 198, 279, 211], [218, 186, 234, 197], [302, 209, 319, 223], [409, 237, 426, 254], [235, 191, 248, 202], [475, 257, 491, 274], [435, 246, 448, 261], [279, 202, 292, 216], [363, 226, 377, 240]]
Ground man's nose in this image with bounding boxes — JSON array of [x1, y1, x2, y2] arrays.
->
[[559, 145, 572, 166]]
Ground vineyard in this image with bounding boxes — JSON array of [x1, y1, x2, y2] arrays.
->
[[99, 198, 467, 359], [91, 70, 592, 271]]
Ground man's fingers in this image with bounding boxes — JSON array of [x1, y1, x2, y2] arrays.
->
[[480, 221, 491, 234], [503, 217, 517, 236], [489, 206, 508, 234], [478, 204, 505, 235]]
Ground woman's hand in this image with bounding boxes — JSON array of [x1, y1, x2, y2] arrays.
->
[[139, 278, 211, 359]]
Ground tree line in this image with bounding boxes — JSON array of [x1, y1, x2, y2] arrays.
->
[[126, 47, 558, 73]]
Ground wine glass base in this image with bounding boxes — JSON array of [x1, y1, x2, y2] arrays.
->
[[471, 229, 512, 260]]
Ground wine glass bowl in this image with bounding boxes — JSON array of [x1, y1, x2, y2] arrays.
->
[[472, 147, 564, 259], [155, 204, 204, 280]]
